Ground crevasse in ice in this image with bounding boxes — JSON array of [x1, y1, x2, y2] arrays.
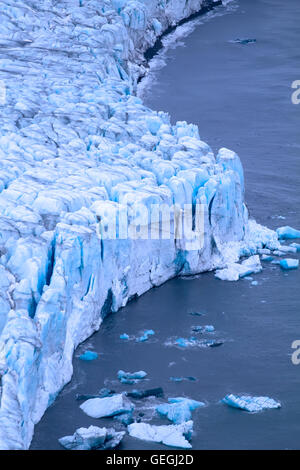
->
[[0, 0, 279, 449]]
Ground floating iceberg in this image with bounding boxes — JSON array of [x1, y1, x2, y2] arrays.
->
[[118, 370, 147, 384], [156, 397, 205, 424], [79, 351, 98, 361], [279, 259, 299, 270], [128, 421, 193, 449], [59, 426, 125, 450], [120, 333, 130, 340], [136, 330, 155, 342], [222, 394, 281, 413], [291, 243, 300, 252], [80, 393, 134, 419], [276, 226, 300, 240]]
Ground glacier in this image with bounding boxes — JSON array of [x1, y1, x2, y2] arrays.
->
[[0, 0, 282, 449]]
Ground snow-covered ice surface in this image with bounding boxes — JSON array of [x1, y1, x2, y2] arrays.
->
[[0, 0, 280, 449]]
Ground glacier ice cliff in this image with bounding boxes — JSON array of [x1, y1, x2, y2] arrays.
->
[[0, 0, 279, 449]]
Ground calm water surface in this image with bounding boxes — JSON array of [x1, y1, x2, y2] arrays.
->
[[31, 0, 300, 450]]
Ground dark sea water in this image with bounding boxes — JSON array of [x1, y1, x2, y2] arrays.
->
[[31, 0, 300, 450]]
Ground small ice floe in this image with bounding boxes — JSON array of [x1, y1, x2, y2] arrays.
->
[[80, 393, 134, 418], [261, 255, 274, 262], [79, 351, 98, 361], [170, 377, 197, 383], [117, 370, 147, 385], [251, 281, 258, 286], [277, 226, 300, 240], [114, 413, 134, 426], [229, 38, 256, 45], [128, 421, 193, 449], [59, 426, 125, 450], [127, 388, 164, 400], [76, 388, 115, 401], [192, 325, 215, 333], [291, 243, 300, 252], [189, 311, 205, 316], [272, 250, 285, 256], [279, 259, 299, 270], [215, 255, 262, 281], [257, 248, 271, 255], [205, 340, 223, 348], [156, 397, 205, 424], [175, 337, 190, 348], [136, 329, 155, 342], [222, 394, 281, 412], [120, 333, 129, 340], [167, 337, 223, 349]]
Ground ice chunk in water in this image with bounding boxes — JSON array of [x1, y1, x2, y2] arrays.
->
[[279, 259, 299, 270], [215, 255, 262, 281], [120, 333, 130, 340], [156, 397, 204, 424], [59, 426, 125, 450], [79, 351, 98, 361], [127, 388, 164, 399], [290, 243, 300, 252], [80, 393, 134, 418], [128, 421, 193, 449], [222, 394, 281, 412], [277, 226, 300, 240], [136, 329, 155, 342], [118, 370, 147, 384]]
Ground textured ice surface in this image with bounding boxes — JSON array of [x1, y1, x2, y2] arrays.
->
[[118, 370, 147, 384], [59, 425, 125, 450], [279, 259, 299, 270], [79, 351, 98, 361], [215, 255, 262, 281], [276, 226, 300, 240], [128, 420, 193, 448], [222, 394, 281, 413], [80, 393, 134, 418], [156, 397, 204, 424], [0, 0, 280, 449]]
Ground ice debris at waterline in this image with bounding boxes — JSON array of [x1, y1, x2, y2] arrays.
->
[[128, 421, 193, 449], [215, 255, 262, 281], [277, 226, 300, 240], [156, 397, 205, 424], [118, 370, 147, 384], [79, 351, 98, 361], [80, 394, 134, 419], [170, 376, 197, 383], [191, 325, 215, 333], [0, 0, 281, 450], [229, 38, 257, 45], [222, 394, 281, 413], [59, 426, 125, 450], [279, 259, 299, 270]]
